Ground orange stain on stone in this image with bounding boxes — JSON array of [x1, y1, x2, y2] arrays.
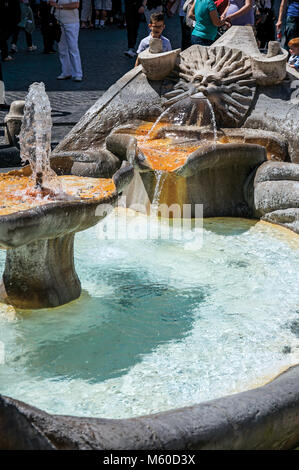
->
[[134, 122, 199, 172], [0, 174, 116, 216]]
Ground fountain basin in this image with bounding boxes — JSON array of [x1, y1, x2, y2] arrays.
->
[[0, 161, 133, 309], [0, 214, 298, 449], [106, 121, 279, 217]]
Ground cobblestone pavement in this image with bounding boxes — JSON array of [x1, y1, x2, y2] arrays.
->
[[2, 16, 181, 92], [0, 91, 104, 146], [0, 16, 181, 149]]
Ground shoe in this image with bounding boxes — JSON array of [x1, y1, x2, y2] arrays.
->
[[73, 77, 83, 82], [28, 45, 37, 52], [44, 49, 56, 54], [124, 48, 137, 58], [10, 44, 18, 53], [3, 55, 13, 61], [56, 74, 72, 80]]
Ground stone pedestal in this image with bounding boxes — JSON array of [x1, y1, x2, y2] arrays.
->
[[1, 233, 80, 309]]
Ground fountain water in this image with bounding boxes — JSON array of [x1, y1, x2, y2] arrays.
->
[[19, 83, 60, 195], [151, 170, 167, 212], [0, 28, 299, 450], [0, 83, 133, 309], [146, 98, 192, 141]]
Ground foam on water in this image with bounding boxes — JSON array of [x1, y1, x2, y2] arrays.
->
[[0, 212, 298, 418]]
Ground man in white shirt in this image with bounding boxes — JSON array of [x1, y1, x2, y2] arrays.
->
[[49, 0, 83, 81]]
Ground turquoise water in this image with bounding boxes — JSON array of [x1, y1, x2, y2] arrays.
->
[[0, 211, 298, 418]]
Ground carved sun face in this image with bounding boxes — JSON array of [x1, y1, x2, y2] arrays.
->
[[163, 45, 256, 127]]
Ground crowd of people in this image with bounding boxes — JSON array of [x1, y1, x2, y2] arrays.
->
[[0, 0, 298, 83]]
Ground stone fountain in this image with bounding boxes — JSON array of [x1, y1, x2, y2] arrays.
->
[[0, 83, 133, 309], [53, 26, 299, 233], [0, 27, 299, 449]]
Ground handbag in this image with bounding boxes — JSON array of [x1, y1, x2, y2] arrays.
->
[[49, 1, 62, 43]]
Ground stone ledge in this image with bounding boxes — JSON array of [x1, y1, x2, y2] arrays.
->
[[1, 364, 299, 449]]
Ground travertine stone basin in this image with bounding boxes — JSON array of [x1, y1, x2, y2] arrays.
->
[[0, 160, 133, 309], [106, 121, 270, 217]]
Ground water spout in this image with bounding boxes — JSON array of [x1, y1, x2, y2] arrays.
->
[[190, 91, 207, 103], [19, 82, 61, 195], [190, 92, 217, 147]]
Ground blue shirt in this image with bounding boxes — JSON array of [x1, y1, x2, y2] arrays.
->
[[289, 54, 299, 70], [288, 0, 299, 17], [192, 0, 218, 41], [137, 34, 172, 54]]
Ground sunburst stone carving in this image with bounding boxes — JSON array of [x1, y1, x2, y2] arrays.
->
[[163, 45, 256, 128]]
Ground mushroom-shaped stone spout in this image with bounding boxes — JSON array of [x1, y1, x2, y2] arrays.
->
[[0, 163, 133, 309]]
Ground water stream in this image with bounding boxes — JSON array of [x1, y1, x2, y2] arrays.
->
[[19, 82, 61, 193], [206, 99, 217, 148], [152, 170, 167, 213]]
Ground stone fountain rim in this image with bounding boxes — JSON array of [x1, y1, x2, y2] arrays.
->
[[0, 191, 119, 224], [0, 161, 135, 224], [0, 163, 134, 249], [131, 138, 267, 174], [1, 363, 299, 449]]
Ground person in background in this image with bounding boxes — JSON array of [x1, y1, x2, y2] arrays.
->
[[288, 36, 299, 67], [81, 0, 93, 28], [179, 0, 192, 49], [37, 0, 56, 53], [49, 0, 83, 81], [143, 0, 163, 24], [94, 0, 112, 28], [0, 0, 21, 61], [124, 0, 145, 57], [220, 0, 254, 26], [10, 0, 37, 54], [135, 11, 172, 65], [276, 0, 299, 47], [188, 0, 226, 46], [255, 0, 275, 50]]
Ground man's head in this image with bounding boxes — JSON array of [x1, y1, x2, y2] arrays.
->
[[288, 38, 299, 56], [149, 13, 165, 38]]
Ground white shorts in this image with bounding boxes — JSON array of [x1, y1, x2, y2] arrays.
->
[[94, 0, 112, 10]]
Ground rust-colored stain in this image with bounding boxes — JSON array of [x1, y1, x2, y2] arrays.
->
[[0, 174, 116, 216], [135, 122, 200, 172]]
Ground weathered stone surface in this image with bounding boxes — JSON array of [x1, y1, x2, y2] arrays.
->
[[254, 161, 299, 183], [213, 25, 261, 58], [4, 100, 25, 147], [105, 133, 137, 163], [263, 209, 299, 234], [138, 48, 181, 81], [54, 67, 163, 154], [133, 143, 267, 218], [219, 128, 289, 161], [254, 180, 299, 216], [52, 149, 121, 178], [253, 161, 299, 226], [214, 27, 288, 86], [0, 162, 134, 308], [164, 45, 256, 128], [1, 365, 299, 450], [244, 83, 299, 163]]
